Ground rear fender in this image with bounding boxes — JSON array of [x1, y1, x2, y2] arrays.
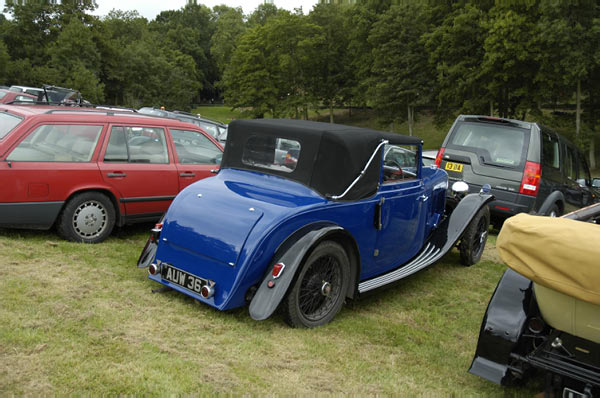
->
[[536, 191, 565, 216], [469, 268, 535, 385], [249, 224, 345, 321]]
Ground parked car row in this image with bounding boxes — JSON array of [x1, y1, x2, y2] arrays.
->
[[138, 107, 228, 145], [0, 104, 223, 242], [435, 115, 599, 227]]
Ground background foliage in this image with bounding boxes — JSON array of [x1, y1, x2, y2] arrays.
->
[[1, 0, 599, 165]]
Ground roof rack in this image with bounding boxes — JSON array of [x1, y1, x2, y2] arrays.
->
[[44, 108, 131, 116], [172, 110, 225, 125]]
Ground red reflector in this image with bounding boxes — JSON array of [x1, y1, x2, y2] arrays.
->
[[272, 263, 285, 279], [520, 161, 541, 197], [154, 223, 163, 230], [434, 147, 445, 168], [494, 206, 510, 211]]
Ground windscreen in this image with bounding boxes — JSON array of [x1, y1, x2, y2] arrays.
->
[[0, 112, 23, 140], [448, 122, 529, 168]]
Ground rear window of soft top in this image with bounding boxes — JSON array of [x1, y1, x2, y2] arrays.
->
[[448, 121, 529, 168], [0, 112, 23, 140]]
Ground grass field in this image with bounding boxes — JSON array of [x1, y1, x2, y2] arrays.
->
[[0, 225, 541, 395]]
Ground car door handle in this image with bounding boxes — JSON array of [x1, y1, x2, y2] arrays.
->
[[107, 172, 127, 178], [417, 195, 429, 202], [179, 172, 196, 177]]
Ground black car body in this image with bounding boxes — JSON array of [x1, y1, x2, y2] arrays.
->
[[469, 204, 600, 396], [435, 115, 598, 225]]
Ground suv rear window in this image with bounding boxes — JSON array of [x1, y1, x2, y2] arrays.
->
[[448, 122, 529, 168], [0, 112, 23, 140]]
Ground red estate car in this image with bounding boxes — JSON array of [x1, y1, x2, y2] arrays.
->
[[0, 89, 37, 104], [0, 105, 223, 243]]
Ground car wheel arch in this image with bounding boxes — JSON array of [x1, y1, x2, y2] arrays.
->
[[248, 223, 359, 321], [59, 188, 122, 227]]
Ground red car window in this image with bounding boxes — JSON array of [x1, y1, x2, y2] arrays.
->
[[7, 124, 102, 162], [105, 126, 169, 164], [170, 129, 221, 164]]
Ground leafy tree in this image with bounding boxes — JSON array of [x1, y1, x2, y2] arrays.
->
[[94, 10, 149, 105], [223, 12, 322, 118], [210, 6, 246, 75], [150, 3, 216, 101], [368, 2, 434, 134], [308, 4, 352, 123], [425, 3, 490, 120], [481, 4, 541, 119], [0, 39, 10, 83], [222, 26, 274, 118], [246, 3, 282, 28], [536, 0, 597, 165]]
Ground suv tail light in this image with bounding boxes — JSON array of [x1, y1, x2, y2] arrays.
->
[[434, 147, 445, 168], [520, 161, 541, 196]]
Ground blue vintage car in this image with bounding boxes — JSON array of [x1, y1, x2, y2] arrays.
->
[[138, 119, 493, 328]]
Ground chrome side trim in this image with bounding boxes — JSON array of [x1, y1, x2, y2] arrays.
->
[[329, 139, 389, 200], [358, 242, 442, 293]]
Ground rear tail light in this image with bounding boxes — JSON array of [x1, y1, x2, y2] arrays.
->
[[150, 223, 163, 243], [201, 285, 214, 298], [149, 263, 161, 275], [272, 262, 285, 279], [434, 147, 445, 168], [520, 161, 541, 196]]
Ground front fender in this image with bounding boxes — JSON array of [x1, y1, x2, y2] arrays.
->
[[469, 268, 534, 385], [249, 224, 344, 321]]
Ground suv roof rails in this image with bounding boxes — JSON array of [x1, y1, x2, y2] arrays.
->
[[172, 110, 224, 124], [44, 108, 131, 116]]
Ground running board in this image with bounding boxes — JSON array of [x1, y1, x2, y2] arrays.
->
[[358, 192, 493, 294]]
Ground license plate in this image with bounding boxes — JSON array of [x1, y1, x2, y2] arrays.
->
[[445, 162, 463, 173], [161, 264, 208, 295]]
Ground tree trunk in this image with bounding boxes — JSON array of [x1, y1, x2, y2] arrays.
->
[[576, 79, 581, 140], [490, 100, 493, 117], [407, 104, 414, 136], [590, 137, 596, 170], [330, 103, 334, 123], [303, 105, 308, 121]]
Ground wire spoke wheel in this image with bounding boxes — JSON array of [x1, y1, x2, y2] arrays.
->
[[459, 205, 490, 266], [298, 254, 343, 322], [282, 241, 350, 328]]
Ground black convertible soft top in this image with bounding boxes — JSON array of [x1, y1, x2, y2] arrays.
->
[[221, 119, 423, 200]]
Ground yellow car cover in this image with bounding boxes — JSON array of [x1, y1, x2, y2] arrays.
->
[[497, 213, 600, 306]]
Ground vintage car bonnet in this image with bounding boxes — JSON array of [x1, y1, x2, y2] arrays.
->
[[497, 213, 600, 305], [221, 119, 423, 201]]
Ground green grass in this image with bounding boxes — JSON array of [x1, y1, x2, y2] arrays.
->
[[0, 226, 540, 395]]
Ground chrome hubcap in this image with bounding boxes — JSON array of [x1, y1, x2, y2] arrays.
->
[[73, 201, 107, 238], [321, 281, 332, 297]]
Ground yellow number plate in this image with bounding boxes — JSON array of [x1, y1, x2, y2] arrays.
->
[[445, 162, 463, 173]]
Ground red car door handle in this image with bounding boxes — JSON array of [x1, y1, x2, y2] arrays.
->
[[179, 172, 196, 177], [107, 172, 127, 178]]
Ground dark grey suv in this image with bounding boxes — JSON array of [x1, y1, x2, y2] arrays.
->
[[435, 115, 598, 226]]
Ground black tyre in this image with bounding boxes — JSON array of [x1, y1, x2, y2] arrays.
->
[[282, 241, 350, 328], [57, 192, 116, 243], [459, 205, 490, 266]]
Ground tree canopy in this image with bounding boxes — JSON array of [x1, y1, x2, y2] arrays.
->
[[0, 0, 599, 164]]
